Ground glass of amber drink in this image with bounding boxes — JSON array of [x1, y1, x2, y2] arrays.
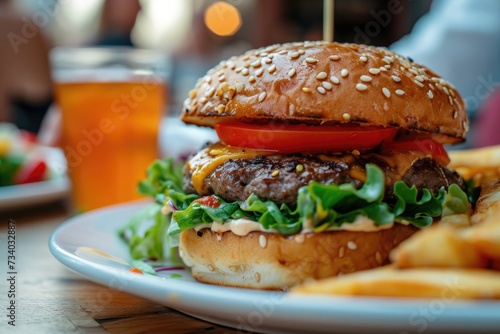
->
[[51, 47, 168, 212]]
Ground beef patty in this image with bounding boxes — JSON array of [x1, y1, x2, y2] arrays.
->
[[184, 153, 465, 207]]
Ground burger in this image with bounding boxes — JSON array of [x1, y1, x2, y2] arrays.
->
[[157, 41, 471, 289]]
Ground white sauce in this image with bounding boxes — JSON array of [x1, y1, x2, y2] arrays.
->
[[193, 215, 407, 236], [195, 219, 268, 236]]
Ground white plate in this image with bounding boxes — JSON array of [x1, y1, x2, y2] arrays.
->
[[49, 202, 500, 334], [0, 146, 69, 211]]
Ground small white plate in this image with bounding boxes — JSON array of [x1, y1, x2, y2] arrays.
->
[[49, 202, 500, 333]]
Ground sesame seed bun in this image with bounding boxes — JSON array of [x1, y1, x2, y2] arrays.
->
[[179, 224, 417, 290], [182, 41, 467, 144]]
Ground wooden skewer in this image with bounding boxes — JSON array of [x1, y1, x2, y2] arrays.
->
[[323, 0, 334, 42]]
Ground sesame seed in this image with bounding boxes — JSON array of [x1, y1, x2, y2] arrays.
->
[[288, 68, 296, 77], [414, 79, 424, 88], [384, 64, 391, 69], [392, 75, 401, 83], [453, 111, 458, 119], [463, 120, 467, 130], [369, 68, 380, 75], [436, 83, 443, 91], [227, 88, 235, 100], [218, 75, 226, 82], [268, 64, 277, 74], [379, 67, 388, 72], [409, 68, 419, 76], [235, 82, 244, 93], [264, 57, 272, 64], [208, 264, 215, 272], [427, 90, 433, 99], [338, 246, 345, 258], [431, 77, 440, 83], [268, 53, 275, 58], [395, 89, 405, 95], [443, 86, 450, 96], [359, 56, 368, 62], [290, 51, 300, 59], [250, 59, 261, 68], [298, 49, 305, 55], [449, 96, 454, 105], [216, 104, 225, 114], [322, 81, 333, 90], [248, 76, 256, 83], [329, 55, 341, 61], [360, 75, 372, 82], [352, 149, 360, 156], [271, 170, 279, 177], [341, 69, 349, 77], [259, 235, 267, 248], [296, 164, 304, 172], [347, 241, 357, 250], [305, 57, 318, 64], [189, 89, 197, 98], [294, 234, 305, 243], [258, 92, 266, 102], [450, 89, 456, 97], [330, 76, 340, 84], [317, 86, 326, 94], [206, 86, 215, 97], [316, 71, 328, 80], [356, 83, 368, 91], [342, 113, 351, 121], [289, 103, 295, 115], [415, 75, 424, 82], [255, 68, 264, 77], [241, 68, 249, 76], [382, 87, 391, 98], [302, 87, 311, 93], [429, 83, 435, 91], [199, 97, 207, 104]]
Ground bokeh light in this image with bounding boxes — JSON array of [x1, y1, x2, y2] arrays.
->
[[204, 1, 242, 37]]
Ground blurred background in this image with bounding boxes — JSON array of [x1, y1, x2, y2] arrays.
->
[[1, 0, 499, 147]]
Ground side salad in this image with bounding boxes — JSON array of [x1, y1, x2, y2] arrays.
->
[[0, 123, 49, 186]]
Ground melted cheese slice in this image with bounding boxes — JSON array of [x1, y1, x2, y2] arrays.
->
[[188, 143, 275, 194]]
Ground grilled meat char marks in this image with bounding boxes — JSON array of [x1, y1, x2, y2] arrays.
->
[[184, 153, 465, 207]]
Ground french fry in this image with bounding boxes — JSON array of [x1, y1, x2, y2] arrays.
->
[[292, 253, 500, 300], [391, 225, 488, 269], [448, 145, 500, 171], [292, 266, 500, 299]]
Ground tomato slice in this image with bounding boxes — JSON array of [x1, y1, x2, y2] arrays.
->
[[214, 122, 398, 153], [381, 138, 450, 166], [193, 195, 221, 208], [14, 160, 48, 184]]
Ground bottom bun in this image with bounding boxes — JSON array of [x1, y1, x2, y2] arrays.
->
[[179, 224, 417, 290]]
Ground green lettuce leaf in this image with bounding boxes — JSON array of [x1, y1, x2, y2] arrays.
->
[[118, 204, 170, 260]]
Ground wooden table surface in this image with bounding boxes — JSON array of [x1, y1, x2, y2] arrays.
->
[[1, 199, 237, 334]]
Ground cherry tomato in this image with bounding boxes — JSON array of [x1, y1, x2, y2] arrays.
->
[[128, 267, 143, 274], [381, 138, 450, 166], [14, 160, 48, 184], [214, 122, 398, 153], [194, 195, 221, 208]]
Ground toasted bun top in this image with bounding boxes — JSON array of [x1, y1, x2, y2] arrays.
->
[[182, 41, 467, 144]]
